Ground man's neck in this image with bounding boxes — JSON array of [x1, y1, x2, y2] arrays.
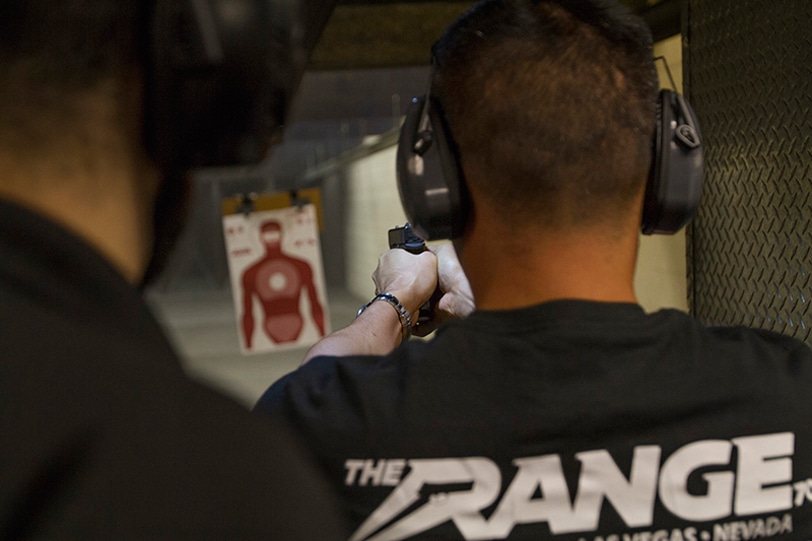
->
[[458, 217, 640, 311], [0, 174, 155, 285], [0, 77, 158, 284], [0, 146, 157, 286]]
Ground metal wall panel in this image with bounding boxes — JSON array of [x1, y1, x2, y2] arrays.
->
[[686, 0, 812, 341]]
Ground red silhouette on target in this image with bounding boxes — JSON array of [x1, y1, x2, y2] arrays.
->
[[241, 220, 326, 348]]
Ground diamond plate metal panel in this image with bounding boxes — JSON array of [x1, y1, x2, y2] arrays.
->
[[686, 0, 812, 341]]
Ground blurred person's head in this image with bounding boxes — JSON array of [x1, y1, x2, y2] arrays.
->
[[0, 0, 332, 284]]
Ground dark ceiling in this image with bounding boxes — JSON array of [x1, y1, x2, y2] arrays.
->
[[310, 0, 681, 70]]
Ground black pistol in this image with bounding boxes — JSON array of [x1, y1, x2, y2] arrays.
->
[[388, 224, 439, 328], [388, 223, 426, 254]]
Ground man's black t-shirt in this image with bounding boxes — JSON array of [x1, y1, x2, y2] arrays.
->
[[257, 299, 812, 540], [0, 200, 346, 539]]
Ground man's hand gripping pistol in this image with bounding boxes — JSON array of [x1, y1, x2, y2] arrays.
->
[[388, 224, 446, 336]]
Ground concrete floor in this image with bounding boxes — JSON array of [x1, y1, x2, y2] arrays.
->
[[147, 287, 363, 409]]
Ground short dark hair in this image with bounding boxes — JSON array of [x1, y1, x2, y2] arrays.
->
[[433, 0, 657, 230], [0, 1, 143, 88], [0, 1, 144, 163]]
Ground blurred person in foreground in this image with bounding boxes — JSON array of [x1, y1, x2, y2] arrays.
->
[[255, 0, 812, 539], [0, 1, 347, 538]]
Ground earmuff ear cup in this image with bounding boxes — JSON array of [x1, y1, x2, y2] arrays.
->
[[395, 96, 469, 241], [642, 89, 704, 234]]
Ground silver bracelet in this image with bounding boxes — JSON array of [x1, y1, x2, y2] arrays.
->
[[356, 292, 413, 342]]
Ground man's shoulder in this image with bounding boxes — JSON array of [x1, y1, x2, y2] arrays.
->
[[701, 322, 812, 366], [1, 335, 346, 538], [256, 352, 410, 416], [708, 322, 808, 346], [644, 306, 811, 359]]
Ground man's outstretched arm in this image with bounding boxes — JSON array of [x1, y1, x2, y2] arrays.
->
[[301, 244, 475, 365], [300, 249, 436, 364]]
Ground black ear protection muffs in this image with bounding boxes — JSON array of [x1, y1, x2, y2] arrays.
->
[[396, 82, 704, 240], [396, 95, 469, 241], [145, 0, 334, 171], [641, 89, 704, 234]]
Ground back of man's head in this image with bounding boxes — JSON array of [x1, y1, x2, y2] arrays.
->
[[433, 0, 657, 233], [0, 1, 144, 187], [0, 2, 142, 77]]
